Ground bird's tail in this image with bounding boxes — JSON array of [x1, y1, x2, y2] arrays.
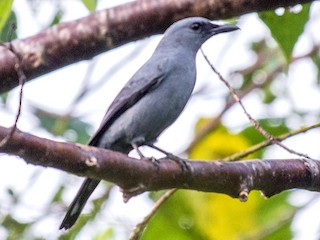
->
[[59, 178, 100, 230]]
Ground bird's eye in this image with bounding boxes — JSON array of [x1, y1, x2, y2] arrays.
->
[[190, 22, 201, 31]]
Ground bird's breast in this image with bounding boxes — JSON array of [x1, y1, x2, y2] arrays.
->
[[125, 61, 196, 142]]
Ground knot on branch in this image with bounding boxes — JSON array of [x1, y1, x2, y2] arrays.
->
[[85, 156, 98, 167], [239, 189, 249, 202]]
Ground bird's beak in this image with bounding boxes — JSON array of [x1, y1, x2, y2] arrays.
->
[[210, 23, 240, 35]]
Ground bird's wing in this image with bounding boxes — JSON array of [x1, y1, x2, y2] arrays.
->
[[88, 65, 167, 146]]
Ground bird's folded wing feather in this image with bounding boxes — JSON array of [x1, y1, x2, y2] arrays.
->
[[88, 64, 167, 146]]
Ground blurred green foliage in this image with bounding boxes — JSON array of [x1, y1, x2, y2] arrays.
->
[[259, 5, 310, 62], [0, 0, 14, 34], [142, 120, 295, 239], [33, 107, 92, 144], [0, 11, 17, 41], [82, 0, 97, 12], [1, 1, 319, 240]]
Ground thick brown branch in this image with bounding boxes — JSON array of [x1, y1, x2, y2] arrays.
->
[[0, 125, 320, 200], [0, 0, 314, 93]]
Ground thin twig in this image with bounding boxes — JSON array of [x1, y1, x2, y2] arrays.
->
[[0, 23, 26, 147], [224, 122, 320, 161], [187, 43, 320, 154], [186, 63, 283, 153], [201, 48, 313, 160], [129, 189, 177, 240]]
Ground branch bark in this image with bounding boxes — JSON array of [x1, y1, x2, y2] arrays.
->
[[0, 0, 314, 93], [1, 125, 319, 201]]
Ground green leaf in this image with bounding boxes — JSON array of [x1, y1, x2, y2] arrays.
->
[[0, 0, 13, 32], [241, 118, 289, 145], [190, 120, 251, 160], [33, 107, 92, 144], [82, 0, 97, 12], [262, 84, 277, 104], [142, 191, 207, 240], [0, 92, 9, 104], [261, 221, 293, 240], [52, 185, 65, 202], [144, 190, 295, 240], [259, 4, 310, 62], [257, 191, 294, 225], [2, 215, 31, 240], [311, 53, 320, 84], [0, 10, 17, 41], [49, 9, 64, 26], [239, 118, 289, 158], [94, 228, 114, 240]]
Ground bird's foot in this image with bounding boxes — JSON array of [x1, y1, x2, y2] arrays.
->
[[131, 142, 160, 167], [142, 156, 161, 169], [131, 142, 145, 159], [146, 144, 191, 173], [166, 153, 191, 173]]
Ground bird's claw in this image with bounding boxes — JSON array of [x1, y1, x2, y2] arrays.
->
[[166, 153, 191, 173], [143, 156, 160, 168]]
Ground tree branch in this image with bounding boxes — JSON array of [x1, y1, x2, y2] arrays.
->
[[223, 122, 320, 161], [1, 125, 320, 201], [0, 0, 314, 93]]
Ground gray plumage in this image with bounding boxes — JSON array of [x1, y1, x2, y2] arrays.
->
[[60, 17, 239, 230]]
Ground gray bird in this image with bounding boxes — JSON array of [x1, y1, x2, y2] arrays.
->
[[59, 17, 239, 230]]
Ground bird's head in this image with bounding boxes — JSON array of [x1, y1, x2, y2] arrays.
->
[[159, 17, 239, 53]]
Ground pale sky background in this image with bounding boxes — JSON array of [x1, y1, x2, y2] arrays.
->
[[1, 0, 320, 239]]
